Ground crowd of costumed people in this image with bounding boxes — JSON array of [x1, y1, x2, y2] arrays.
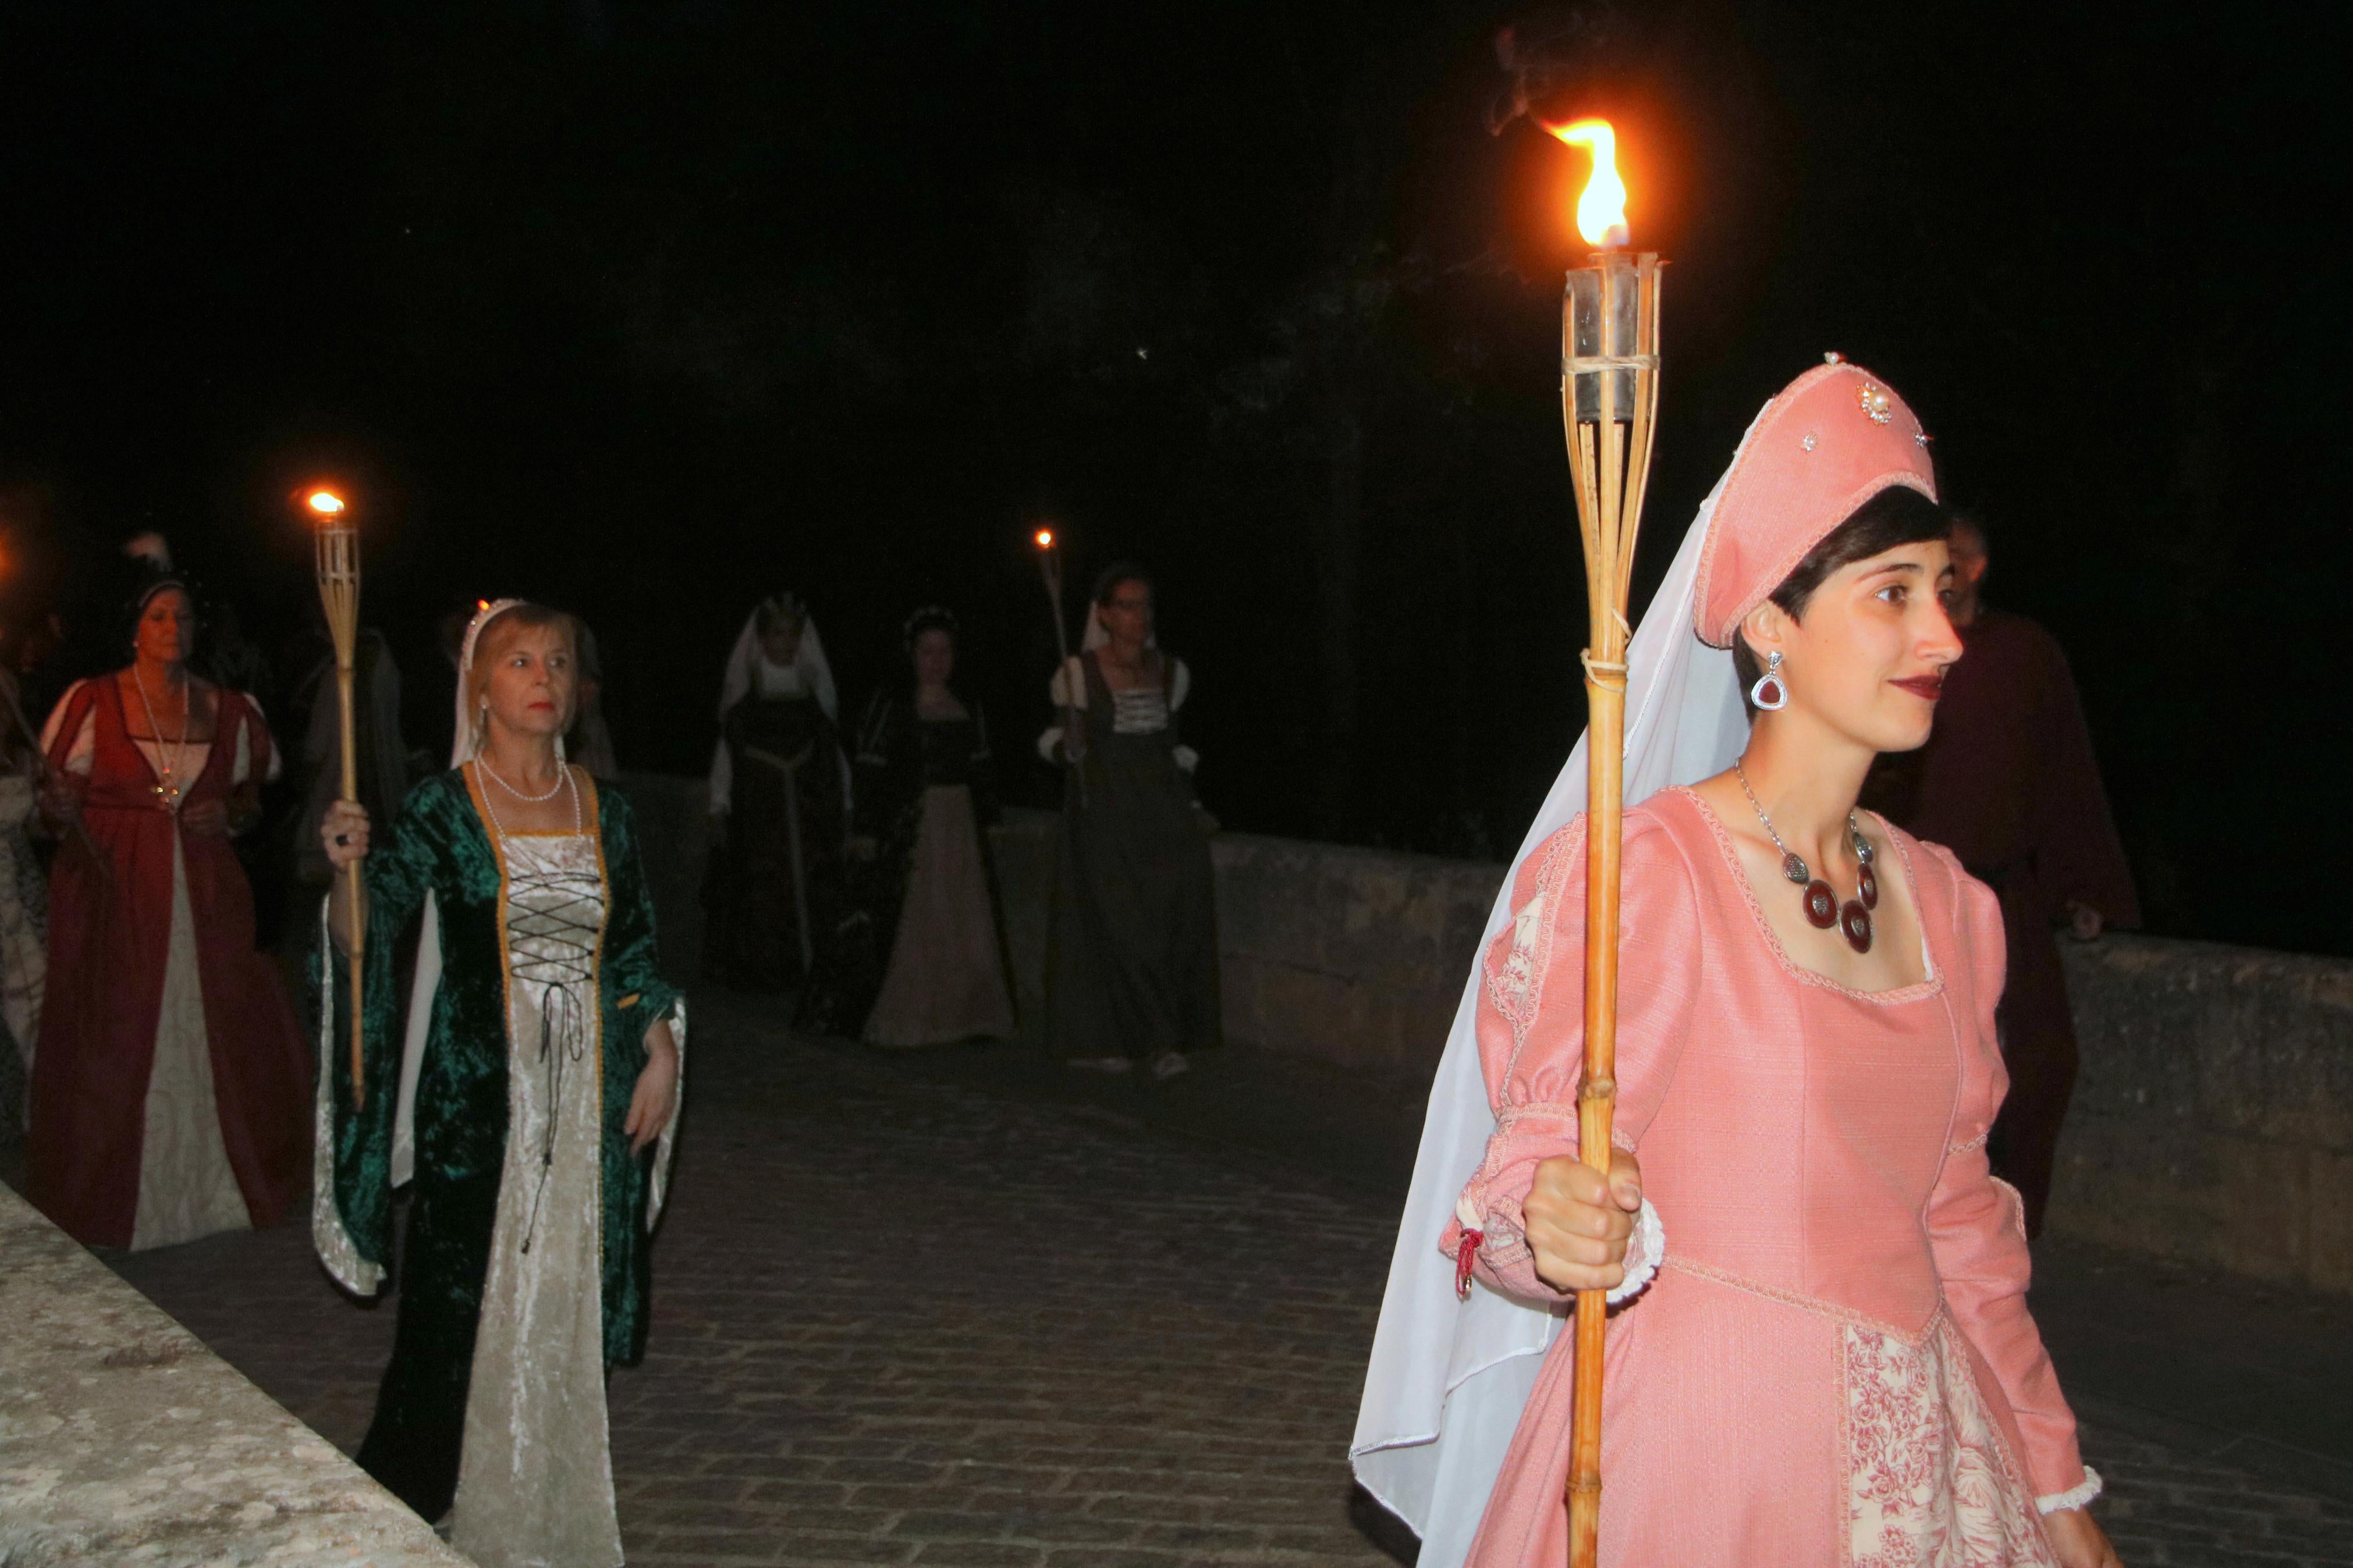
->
[[0, 355, 2139, 1566]]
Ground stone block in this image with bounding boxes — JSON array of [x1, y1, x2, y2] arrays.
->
[[1250, 965, 1379, 1070], [2309, 1147, 2353, 1296], [0, 1185, 467, 1566]]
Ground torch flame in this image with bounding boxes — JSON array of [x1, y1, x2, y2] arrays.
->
[[306, 489, 347, 517], [1034, 529, 1055, 550], [1545, 118, 1629, 248]]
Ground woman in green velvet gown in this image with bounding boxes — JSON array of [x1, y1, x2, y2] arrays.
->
[[315, 600, 683, 1567]]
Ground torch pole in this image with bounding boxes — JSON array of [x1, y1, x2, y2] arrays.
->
[[1035, 537, 1086, 807], [312, 510, 367, 1112], [1560, 249, 1661, 1568]]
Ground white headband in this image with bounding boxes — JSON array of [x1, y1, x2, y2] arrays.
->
[[449, 598, 524, 768]]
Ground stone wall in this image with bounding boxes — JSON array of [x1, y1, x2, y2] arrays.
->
[[0, 1184, 466, 1566], [985, 808, 1502, 1075], [623, 776, 2353, 1295], [2053, 937, 2353, 1295]]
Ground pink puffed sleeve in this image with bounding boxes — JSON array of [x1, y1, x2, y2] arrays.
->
[[1926, 856, 2095, 1510], [1443, 810, 1701, 1303]]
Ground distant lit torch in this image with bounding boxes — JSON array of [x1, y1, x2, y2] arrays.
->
[[306, 488, 367, 1111], [1542, 116, 1662, 1568], [1032, 528, 1085, 806]]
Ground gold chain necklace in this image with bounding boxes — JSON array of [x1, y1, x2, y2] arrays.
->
[[131, 667, 192, 812]]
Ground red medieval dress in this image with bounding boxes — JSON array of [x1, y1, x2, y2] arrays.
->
[[27, 675, 310, 1250], [1864, 608, 2139, 1235]]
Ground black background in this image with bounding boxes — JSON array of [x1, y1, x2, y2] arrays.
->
[[2, 1, 2342, 952]]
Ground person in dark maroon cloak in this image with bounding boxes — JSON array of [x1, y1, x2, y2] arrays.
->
[[1864, 514, 2138, 1236], [28, 575, 308, 1250]]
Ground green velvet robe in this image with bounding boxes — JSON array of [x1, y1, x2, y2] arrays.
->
[[315, 767, 682, 1368]]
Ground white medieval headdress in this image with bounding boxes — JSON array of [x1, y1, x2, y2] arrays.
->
[[707, 592, 843, 813], [450, 596, 523, 766]]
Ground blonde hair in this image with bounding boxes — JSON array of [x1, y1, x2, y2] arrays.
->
[[466, 602, 581, 739]]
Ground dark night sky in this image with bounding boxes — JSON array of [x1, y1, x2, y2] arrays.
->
[[1, 2, 2344, 953]]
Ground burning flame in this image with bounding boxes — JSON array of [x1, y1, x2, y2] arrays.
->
[[1034, 528, 1055, 550], [306, 489, 347, 517], [1545, 118, 1629, 248]]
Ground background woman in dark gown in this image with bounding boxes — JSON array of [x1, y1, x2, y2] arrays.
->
[[702, 593, 847, 990], [798, 606, 1016, 1044], [1039, 564, 1219, 1080]]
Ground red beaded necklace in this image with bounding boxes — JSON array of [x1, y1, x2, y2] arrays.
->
[[1734, 762, 1878, 954]]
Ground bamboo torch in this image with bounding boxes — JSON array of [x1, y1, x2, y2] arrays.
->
[[306, 487, 367, 1112], [1032, 528, 1087, 807], [1545, 118, 1662, 1568]]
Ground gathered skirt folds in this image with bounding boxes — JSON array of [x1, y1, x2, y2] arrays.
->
[[863, 785, 1015, 1047], [443, 830, 619, 1567], [1467, 1261, 2059, 1567], [130, 837, 253, 1249], [30, 679, 308, 1250], [1043, 746, 1219, 1062]]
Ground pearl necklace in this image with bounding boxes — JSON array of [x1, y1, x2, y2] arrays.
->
[[475, 751, 566, 803], [474, 758, 581, 837], [132, 667, 193, 812], [1734, 761, 1879, 954]]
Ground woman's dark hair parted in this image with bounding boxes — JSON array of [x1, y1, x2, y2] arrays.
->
[[1730, 483, 1950, 699]]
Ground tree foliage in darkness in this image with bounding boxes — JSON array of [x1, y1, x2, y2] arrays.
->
[[0, 0, 2341, 952]]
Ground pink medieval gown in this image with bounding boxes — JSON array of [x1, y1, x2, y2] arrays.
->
[[28, 675, 309, 1250], [1447, 786, 2095, 1566]]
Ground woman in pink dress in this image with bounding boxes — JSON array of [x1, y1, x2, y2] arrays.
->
[[1354, 361, 2120, 1567]]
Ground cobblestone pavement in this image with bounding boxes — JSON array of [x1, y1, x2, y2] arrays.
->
[[102, 995, 2353, 1567]]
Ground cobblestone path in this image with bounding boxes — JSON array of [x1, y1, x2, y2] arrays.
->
[[107, 999, 2353, 1566]]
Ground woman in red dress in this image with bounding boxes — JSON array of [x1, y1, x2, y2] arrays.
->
[[29, 575, 309, 1250]]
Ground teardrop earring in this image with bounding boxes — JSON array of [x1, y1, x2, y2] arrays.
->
[[1749, 650, 1788, 712]]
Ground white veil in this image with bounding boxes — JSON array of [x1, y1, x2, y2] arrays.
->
[[707, 599, 841, 813], [389, 599, 527, 1185], [1348, 410, 1769, 1565]]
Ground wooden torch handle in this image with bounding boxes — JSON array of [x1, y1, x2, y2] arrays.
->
[[1566, 673, 1625, 1565], [1040, 553, 1087, 806], [1561, 247, 1659, 1568]]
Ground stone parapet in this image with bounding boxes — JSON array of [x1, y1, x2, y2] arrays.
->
[[986, 808, 1502, 1069], [0, 1183, 466, 1566], [2053, 936, 2353, 1295], [623, 776, 2353, 1295]]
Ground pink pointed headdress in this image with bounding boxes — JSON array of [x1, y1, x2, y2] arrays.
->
[[1690, 357, 1937, 649]]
